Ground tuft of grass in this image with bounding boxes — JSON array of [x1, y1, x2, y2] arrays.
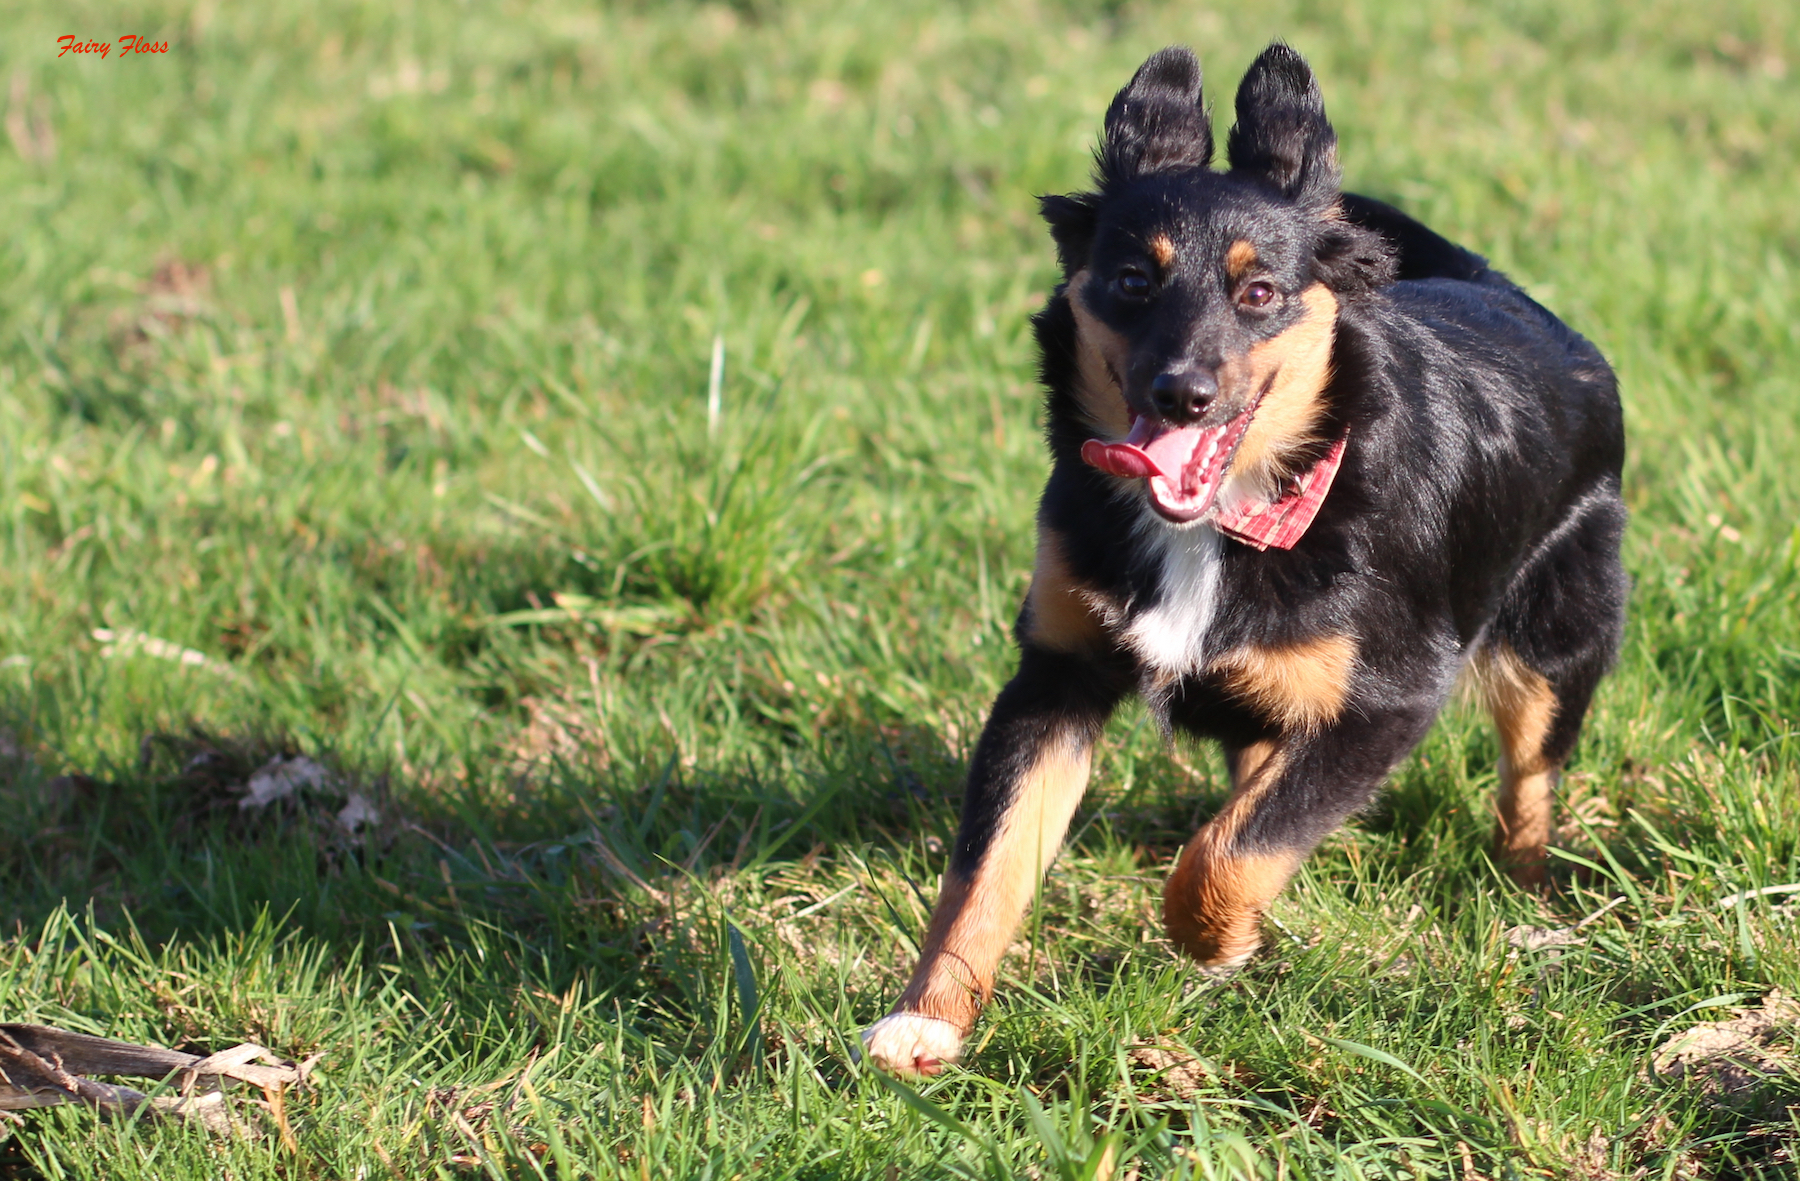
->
[[1, 0, 1798, 1176]]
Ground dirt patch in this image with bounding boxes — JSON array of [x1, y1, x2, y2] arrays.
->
[[1124, 1043, 1251, 1102], [1653, 989, 1800, 1115]]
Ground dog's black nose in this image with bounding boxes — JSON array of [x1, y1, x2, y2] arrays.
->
[[1150, 370, 1218, 422]]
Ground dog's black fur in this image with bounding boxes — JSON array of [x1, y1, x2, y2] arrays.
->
[[862, 43, 1626, 1075]]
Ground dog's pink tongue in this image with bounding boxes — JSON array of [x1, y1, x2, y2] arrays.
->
[[1080, 418, 1209, 487]]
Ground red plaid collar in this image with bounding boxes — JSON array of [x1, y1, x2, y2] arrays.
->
[[1212, 430, 1349, 551]]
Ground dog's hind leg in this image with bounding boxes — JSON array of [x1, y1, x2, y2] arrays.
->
[[862, 644, 1127, 1075], [1473, 645, 1564, 887], [1476, 493, 1628, 887]]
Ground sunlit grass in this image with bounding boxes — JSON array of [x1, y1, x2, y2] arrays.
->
[[1, 0, 1797, 1175]]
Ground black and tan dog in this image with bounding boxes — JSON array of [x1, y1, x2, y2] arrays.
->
[[861, 43, 1627, 1074]]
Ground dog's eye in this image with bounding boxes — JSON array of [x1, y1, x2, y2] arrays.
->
[[1239, 281, 1277, 309], [1116, 268, 1151, 298]]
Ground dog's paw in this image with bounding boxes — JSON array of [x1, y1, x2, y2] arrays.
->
[[1194, 951, 1255, 981], [860, 1012, 965, 1076]]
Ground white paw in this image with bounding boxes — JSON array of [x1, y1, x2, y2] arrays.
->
[[1195, 952, 1254, 981], [861, 1012, 965, 1075]]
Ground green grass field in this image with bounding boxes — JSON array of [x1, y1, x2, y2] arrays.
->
[[2, 0, 1798, 1175]]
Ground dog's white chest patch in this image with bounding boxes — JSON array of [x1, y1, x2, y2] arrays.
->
[[1123, 520, 1223, 675]]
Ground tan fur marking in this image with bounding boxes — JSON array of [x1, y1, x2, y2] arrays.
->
[[1163, 743, 1295, 965], [895, 738, 1093, 1032], [1024, 529, 1108, 655], [1210, 634, 1359, 733], [1224, 283, 1339, 494], [1164, 837, 1298, 966], [1216, 743, 1290, 838], [1225, 239, 1258, 281], [1472, 645, 1559, 887], [1226, 739, 1282, 791], [1148, 234, 1176, 269], [1065, 271, 1133, 437]]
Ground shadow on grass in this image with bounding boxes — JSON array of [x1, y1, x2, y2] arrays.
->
[[6, 712, 1799, 1178], [0, 713, 963, 980]]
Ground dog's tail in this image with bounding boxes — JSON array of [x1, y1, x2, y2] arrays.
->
[[1340, 193, 1514, 289]]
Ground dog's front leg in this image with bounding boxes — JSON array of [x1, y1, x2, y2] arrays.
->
[[862, 646, 1124, 1074], [1163, 706, 1436, 968]]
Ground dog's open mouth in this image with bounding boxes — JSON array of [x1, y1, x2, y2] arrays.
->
[[1079, 404, 1257, 523]]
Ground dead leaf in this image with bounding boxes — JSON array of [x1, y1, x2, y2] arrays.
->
[[0, 1023, 312, 1137], [1504, 925, 1584, 953], [240, 756, 331, 809], [93, 627, 242, 681], [337, 792, 380, 832]]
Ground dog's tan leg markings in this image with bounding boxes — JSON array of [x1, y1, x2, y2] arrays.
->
[[1065, 271, 1132, 438], [1148, 234, 1177, 270], [1224, 239, 1258, 282], [1226, 738, 1281, 787], [865, 733, 1093, 1073], [1208, 634, 1359, 733], [1163, 742, 1298, 965], [1023, 528, 1109, 655], [1224, 283, 1339, 489], [1472, 644, 1559, 887]]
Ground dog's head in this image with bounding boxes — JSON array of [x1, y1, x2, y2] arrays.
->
[[1043, 44, 1393, 524]]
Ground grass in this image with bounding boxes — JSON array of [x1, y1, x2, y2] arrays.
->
[[1, 0, 1797, 1175]]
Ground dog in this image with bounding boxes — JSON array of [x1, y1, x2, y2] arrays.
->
[[860, 42, 1627, 1075]]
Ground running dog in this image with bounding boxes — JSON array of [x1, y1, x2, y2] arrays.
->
[[861, 43, 1627, 1075]]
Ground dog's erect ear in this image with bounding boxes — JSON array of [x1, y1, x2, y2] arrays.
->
[[1097, 46, 1213, 186], [1226, 43, 1339, 206], [1040, 192, 1099, 272]]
